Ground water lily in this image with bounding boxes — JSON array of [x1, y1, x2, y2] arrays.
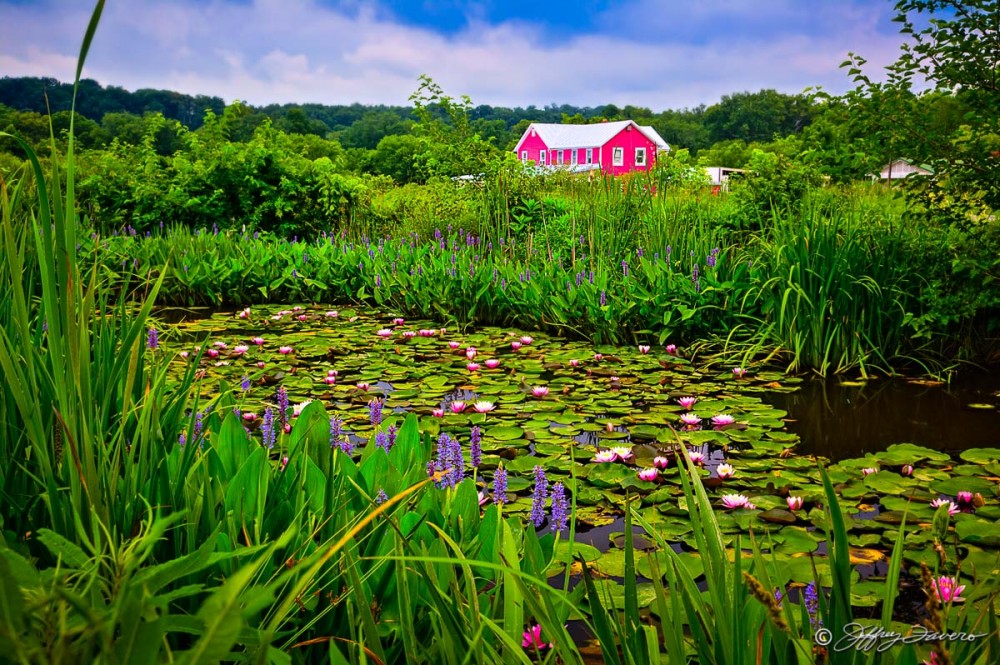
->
[[680, 412, 701, 427], [653, 456, 670, 470], [637, 468, 659, 482], [327, 369, 338, 376], [402, 331, 416, 339], [270, 314, 283, 321], [449, 341, 461, 350], [243, 412, 258, 422], [450, 401, 466, 413], [292, 400, 313, 418], [932, 576, 966, 603], [787, 496, 804, 511], [711, 414, 735, 427], [256, 361, 265, 368], [956, 491, 973, 505], [466, 347, 477, 360], [531, 386, 549, 398], [251, 336, 265, 345], [716, 463, 735, 479], [593, 450, 618, 463], [233, 344, 249, 356], [610, 446, 633, 461], [665, 344, 677, 355], [238, 307, 250, 319], [278, 346, 294, 354], [432, 408, 444, 417], [688, 450, 706, 465], [511, 341, 522, 350], [638, 344, 650, 354], [473, 401, 495, 413], [901, 464, 914, 476], [292, 306, 302, 312], [206, 348, 220, 358], [930, 498, 959, 515], [418, 329, 437, 337], [392, 317, 405, 325], [377, 328, 393, 338], [521, 624, 551, 650], [520, 336, 533, 345], [323, 375, 336, 384], [325, 310, 338, 317], [484, 358, 501, 369], [179, 351, 190, 359], [570, 359, 580, 367], [357, 382, 370, 391], [732, 367, 746, 378], [466, 362, 480, 372], [594, 353, 603, 361], [605, 421, 614, 432], [213, 341, 228, 348], [861, 467, 879, 477], [296, 314, 307, 322], [721, 493, 750, 509], [677, 396, 697, 409]]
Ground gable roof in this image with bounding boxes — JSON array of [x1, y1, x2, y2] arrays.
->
[[515, 120, 669, 152]]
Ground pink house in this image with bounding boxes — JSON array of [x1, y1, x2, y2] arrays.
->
[[513, 120, 669, 176]]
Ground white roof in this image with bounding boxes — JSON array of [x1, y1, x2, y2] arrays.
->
[[516, 120, 669, 152]]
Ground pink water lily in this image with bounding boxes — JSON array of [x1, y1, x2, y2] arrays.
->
[[357, 382, 370, 391], [688, 450, 706, 465], [206, 348, 220, 358], [325, 310, 338, 318], [787, 496, 804, 511], [716, 463, 735, 479], [637, 468, 659, 482], [711, 414, 735, 427], [292, 306, 302, 312], [665, 344, 677, 355], [214, 360, 230, 367], [214, 341, 228, 348], [862, 467, 879, 477], [610, 446, 633, 461], [520, 336, 533, 345], [956, 491, 973, 504], [377, 329, 393, 338], [605, 421, 614, 432], [732, 367, 746, 378], [511, 341, 522, 350], [721, 493, 750, 509], [449, 341, 461, 350], [256, 361, 265, 368], [323, 375, 336, 384], [392, 317, 405, 325], [653, 456, 670, 470], [473, 401, 496, 413], [297, 314, 307, 321], [432, 408, 444, 417], [278, 346, 294, 355], [238, 307, 250, 319], [594, 353, 603, 361], [243, 412, 258, 422], [677, 396, 697, 409], [327, 369, 338, 376], [251, 336, 265, 345], [531, 386, 549, 398], [233, 344, 249, 355], [901, 464, 914, 476], [450, 401, 466, 413], [638, 344, 650, 354], [270, 314, 283, 321], [593, 450, 618, 463], [570, 359, 580, 367], [292, 400, 313, 417], [466, 347, 477, 360], [484, 358, 501, 369], [680, 412, 701, 427], [930, 498, 959, 515], [466, 362, 480, 372], [179, 351, 190, 359], [418, 329, 437, 337], [402, 331, 416, 339], [521, 624, 551, 650], [932, 576, 966, 603]]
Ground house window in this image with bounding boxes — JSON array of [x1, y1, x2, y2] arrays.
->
[[571, 149, 577, 165], [635, 147, 647, 167], [586, 148, 593, 164], [539, 150, 546, 165], [520, 150, 527, 164], [612, 147, 624, 166]]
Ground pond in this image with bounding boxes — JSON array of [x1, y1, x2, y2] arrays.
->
[[157, 304, 1000, 620]]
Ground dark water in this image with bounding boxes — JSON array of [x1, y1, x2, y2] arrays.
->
[[767, 372, 1000, 461]]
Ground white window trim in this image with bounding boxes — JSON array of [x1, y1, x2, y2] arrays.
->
[[635, 147, 647, 166], [520, 150, 527, 164], [571, 149, 578, 165], [612, 147, 624, 166], [539, 149, 546, 165], [586, 148, 593, 164]]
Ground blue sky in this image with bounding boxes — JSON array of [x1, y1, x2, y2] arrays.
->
[[0, 0, 908, 110]]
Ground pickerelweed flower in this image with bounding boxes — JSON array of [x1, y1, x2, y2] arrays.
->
[[637, 468, 659, 482], [484, 358, 501, 369], [276, 386, 289, 425], [787, 496, 804, 511], [638, 344, 650, 354], [473, 400, 495, 413], [375, 489, 388, 505], [610, 446, 633, 461], [550, 482, 568, 533], [531, 386, 549, 398], [493, 466, 509, 504], [241, 375, 251, 392], [146, 328, 159, 349], [653, 456, 670, 470], [930, 498, 959, 515], [470, 426, 482, 467], [721, 494, 750, 509], [376, 431, 391, 453], [369, 398, 383, 426], [530, 466, 548, 527], [178, 432, 186, 447], [451, 401, 466, 413], [804, 583, 821, 628], [932, 576, 966, 603], [521, 624, 551, 650], [716, 463, 736, 479], [259, 408, 275, 448], [600, 290, 607, 306], [711, 414, 736, 427]]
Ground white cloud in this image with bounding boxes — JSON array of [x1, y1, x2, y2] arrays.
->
[[0, 0, 909, 110]]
